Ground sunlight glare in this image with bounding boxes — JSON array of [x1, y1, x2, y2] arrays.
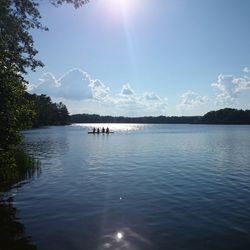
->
[[74, 123, 146, 132], [109, 0, 133, 10], [102, 0, 138, 17], [116, 232, 123, 241]]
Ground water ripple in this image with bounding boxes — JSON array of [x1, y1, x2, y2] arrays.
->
[[14, 124, 250, 250]]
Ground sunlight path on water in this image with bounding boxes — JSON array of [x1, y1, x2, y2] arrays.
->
[[14, 125, 250, 250], [72, 123, 146, 132]]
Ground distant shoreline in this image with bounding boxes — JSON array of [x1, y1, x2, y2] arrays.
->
[[71, 122, 250, 125], [70, 108, 250, 125]]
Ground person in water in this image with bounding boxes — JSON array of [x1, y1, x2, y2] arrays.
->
[[106, 127, 109, 134], [102, 127, 105, 133]]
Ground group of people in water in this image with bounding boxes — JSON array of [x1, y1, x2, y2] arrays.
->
[[92, 127, 110, 134]]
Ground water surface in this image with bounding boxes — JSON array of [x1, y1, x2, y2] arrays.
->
[[6, 124, 250, 249]]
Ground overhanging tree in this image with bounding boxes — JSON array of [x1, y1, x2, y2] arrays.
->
[[0, 0, 89, 186], [0, 0, 89, 150]]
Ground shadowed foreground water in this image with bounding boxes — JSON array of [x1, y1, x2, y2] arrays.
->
[[3, 124, 250, 250]]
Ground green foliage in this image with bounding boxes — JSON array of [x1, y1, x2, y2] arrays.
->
[[71, 109, 250, 124], [25, 93, 70, 126], [0, 0, 45, 150], [0, 0, 88, 150], [0, 0, 87, 191], [52, 0, 90, 8], [0, 0, 46, 74], [70, 113, 200, 124], [0, 68, 35, 150], [0, 148, 40, 192], [199, 108, 250, 124]]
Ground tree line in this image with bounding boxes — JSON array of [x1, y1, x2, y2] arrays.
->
[[198, 108, 250, 124], [25, 93, 70, 127], [70, 114, 200, 124], [70, 108, 250, 124]]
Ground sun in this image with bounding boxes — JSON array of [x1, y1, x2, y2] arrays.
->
[[103, 0, 136, 15], [100, 0, 140, 24], [109, 0, 132, 9]]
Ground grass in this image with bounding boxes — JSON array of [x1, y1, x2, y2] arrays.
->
[[0, 148, 40, 192]]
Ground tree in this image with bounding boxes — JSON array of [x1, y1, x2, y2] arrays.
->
[[0, 68, 35, 150], [0, 0, 88, 187], [55, 102, 70, 125], [0, 0, 44, 150], [199, 108, 250, 124], [25, 93, 70, 126], [0, 0, 89, 150]]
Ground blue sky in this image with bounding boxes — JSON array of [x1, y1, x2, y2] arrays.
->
[[28, 0, 250, 116]]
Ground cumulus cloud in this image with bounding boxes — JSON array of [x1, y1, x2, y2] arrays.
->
[[34, 72, 59, 96], [243, 67, 250, 73], [211, 68, 250, 105], [234, 76, 250, 92], [211, 74, 238, 104], [120, 83, 136, 96], [176, 91, 209, 115], [143, 92, 161, 101], [29, 68, 168, 116], [31, 68, 92, 100], [89, 79, 110, 101], [178, 91, 209, 108]]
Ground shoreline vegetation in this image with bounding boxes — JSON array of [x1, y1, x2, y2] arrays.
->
[[0, 92, 69, 192], [70, 108, 250, 125], [0, 148, 40, 192], [1, 0, 85, 193], [25, 93, 70, 127]]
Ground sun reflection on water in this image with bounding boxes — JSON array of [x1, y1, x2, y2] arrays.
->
[[116, 232, 123, 241], [98, 228, 152, 250], [73, 123, 146, 132]]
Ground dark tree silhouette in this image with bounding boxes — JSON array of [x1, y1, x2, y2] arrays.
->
[[70, 113, 201, 124], [0, 0, 88, 189], [70, 108, 250, 124], [25, 93, 70, 127], [198, 108, 250, 124], [0, 0, 89, 150]]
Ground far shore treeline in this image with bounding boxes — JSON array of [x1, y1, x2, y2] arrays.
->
[[70, 108, 250, 125]]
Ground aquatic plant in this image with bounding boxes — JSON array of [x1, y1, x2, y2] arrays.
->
[[0, 148, 40, 192]]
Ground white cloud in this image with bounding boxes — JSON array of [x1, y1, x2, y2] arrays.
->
[[89, 79, 110, 101], [211, 68, 250, 105], [34, 72, 59, 96], [211, 74, 238, 104], [178, 91, 209, 108], [29, 68, 168, 116], [120, 83, 136, 96], [143, 92, 161, 101], [243, 67, 250, 73], [31, 68, 92, 100], [176, 91, 209, 116], [233, 76, 250, 92]]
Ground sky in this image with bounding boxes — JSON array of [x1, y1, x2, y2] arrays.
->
[[27, 0, 250, 116]]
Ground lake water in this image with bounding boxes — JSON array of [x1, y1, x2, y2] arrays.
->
[[5, 124, 250, 249]]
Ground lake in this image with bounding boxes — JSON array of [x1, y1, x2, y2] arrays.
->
[[3, 124, 250, 250]]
